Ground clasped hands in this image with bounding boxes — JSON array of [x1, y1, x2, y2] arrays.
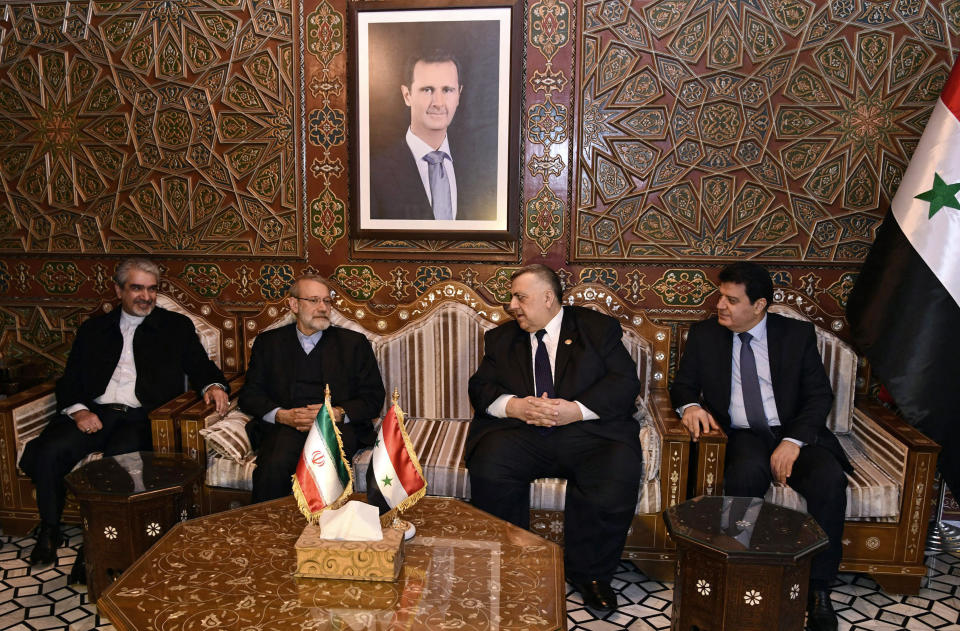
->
[[506, 392, 582, 428], [680, 404, 799, 484], [277, 404, 345, 432]]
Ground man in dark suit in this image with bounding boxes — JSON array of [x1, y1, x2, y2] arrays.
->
[[240, 274, 385, 503], [671, 262, 851, 631], [467, 264, 643, 614], [369, 50, 495, 221], [19, 258, 229, 566]]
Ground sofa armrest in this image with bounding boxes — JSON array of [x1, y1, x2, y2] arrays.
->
[[852, 395, 940, 565], [151, 374, 246, 455], [650, 390, 727, 500], [853, 396, 940, 459], [1, 382, 57, 474]]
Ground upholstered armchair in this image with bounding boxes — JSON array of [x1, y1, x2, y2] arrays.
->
[[687, 291, 940, 594], [0, 282, 239, 535]]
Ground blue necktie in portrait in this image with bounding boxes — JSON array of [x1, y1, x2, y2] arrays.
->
[[423, 150, 453, 220]]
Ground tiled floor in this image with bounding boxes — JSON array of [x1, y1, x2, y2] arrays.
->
[[2, 526, 959, 630]]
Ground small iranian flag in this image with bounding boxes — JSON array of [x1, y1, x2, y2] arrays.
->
[[292, 386, 353, 523], [366, 395, 426, 523]]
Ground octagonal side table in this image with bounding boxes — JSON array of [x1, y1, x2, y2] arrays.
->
[[64, 451, 201, 601], [664, 495, 829, 631]]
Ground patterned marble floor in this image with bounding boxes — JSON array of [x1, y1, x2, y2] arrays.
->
[[1, 525, 959, 630]]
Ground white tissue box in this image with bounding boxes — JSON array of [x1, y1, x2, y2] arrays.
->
[[294, 523, 404, 582]]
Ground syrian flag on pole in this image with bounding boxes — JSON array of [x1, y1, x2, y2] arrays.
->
[[366, 395, 426, 524], [292, 386, 353, 523], [847, 54, 960, 493]]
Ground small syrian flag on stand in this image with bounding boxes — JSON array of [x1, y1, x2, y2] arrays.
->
[[847, 53, 960, 494], [366, 390, 427, 525], [292, 385, 353, 523]]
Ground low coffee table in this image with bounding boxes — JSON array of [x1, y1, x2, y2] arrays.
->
[[664, 495, 828, 631], [64, 451, 202, 601], [97, 496, 566, 630]]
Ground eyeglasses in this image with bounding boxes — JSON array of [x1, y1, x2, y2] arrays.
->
[[295, 296, 332, 307]]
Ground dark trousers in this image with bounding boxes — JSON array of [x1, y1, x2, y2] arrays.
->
[[250, 420, 361, 504], [466, 424, 643, 583], [19, 404, 152, 527], [723, 428, 847, 586]]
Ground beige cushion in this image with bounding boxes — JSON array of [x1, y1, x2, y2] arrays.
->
[[200, 410, 254, 462], [206, 454, 256, 490], [764, 433, 901, 520], [14, 392, 58, 467]]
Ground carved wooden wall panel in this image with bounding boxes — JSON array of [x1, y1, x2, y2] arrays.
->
[[0, 0, 304, 257], [2, 0, 955, 380], [571, 0, 959, 262]]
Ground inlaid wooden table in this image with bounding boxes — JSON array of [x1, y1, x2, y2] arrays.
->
[[63, 451, 202, 601], [97, 496, 566, 630], [664, 495, 829, 631]]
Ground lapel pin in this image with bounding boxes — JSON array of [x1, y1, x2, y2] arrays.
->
[[564, 339, 572, 345]]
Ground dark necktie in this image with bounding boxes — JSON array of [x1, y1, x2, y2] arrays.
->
[[738, 332, 773, 443], [534, 329, 555, 398], [423, 151, 452, 220]]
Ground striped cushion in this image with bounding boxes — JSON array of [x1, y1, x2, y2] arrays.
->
[[206, 453, 256, 490], [371, 303, 495, 420], [200, 410, 254, 462], [764, 433, 900, 519]]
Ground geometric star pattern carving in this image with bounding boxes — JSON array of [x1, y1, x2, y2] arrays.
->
[[573, 0, 951, 263], [0, 0, 303, 256]]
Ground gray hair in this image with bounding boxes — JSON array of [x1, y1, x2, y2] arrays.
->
[[114, 258, 160, 287], [289, 274, 331, 298]]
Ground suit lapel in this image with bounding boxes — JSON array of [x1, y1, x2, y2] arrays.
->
[[512, 326, 535, 397], [554, 307, 576, 392], [717, 322, 734, 413]]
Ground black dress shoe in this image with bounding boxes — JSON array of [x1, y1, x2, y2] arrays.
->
[[29, 523, 62, 566], [807, 588, 838, 631], [572, 579, 617, 613], [68, 545, 86, 584]]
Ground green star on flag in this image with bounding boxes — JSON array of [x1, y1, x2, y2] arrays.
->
[[915, 173, 960, 218], [381, 474, 392, 487]]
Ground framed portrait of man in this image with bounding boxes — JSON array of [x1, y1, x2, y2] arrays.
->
[[349, 0, 521, 239]]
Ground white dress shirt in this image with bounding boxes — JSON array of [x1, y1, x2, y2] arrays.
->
[[405, 128, 458, 219], [486, 309, 598, 421], [63, 311, 145, 416]]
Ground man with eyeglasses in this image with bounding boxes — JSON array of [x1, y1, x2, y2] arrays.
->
[[240, 274, 386, 503], [19, 257, 229, 566]]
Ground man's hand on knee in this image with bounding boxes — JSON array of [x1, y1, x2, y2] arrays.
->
[[71, 410, 102, 434], [680, 405, 718, 442], [770, 440, 800, 484], [277, 404, 322, 432]]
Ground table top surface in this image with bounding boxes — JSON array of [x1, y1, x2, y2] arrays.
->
[[64, 451, 201, 499], [663, 495, 829, 561], [98, 496, 566, 630]]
